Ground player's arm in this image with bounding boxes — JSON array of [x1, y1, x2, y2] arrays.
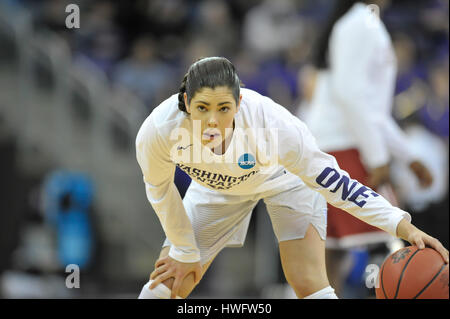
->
[[374, 116, 433, 187], [359, 26, 433, 188], [277, 118, 448, 263], [136, 116, 202, 297], [135, 116, 200, 264]]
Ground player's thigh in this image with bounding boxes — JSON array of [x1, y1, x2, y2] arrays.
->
[[264, 185, 329, 296], [279, 224, 328, 280], [156, 246, 215, 298], [279, 224, 329, 296]]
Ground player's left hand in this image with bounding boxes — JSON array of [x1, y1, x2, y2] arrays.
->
[[397, 218, 449, 264], [407, 230, 449, 264]]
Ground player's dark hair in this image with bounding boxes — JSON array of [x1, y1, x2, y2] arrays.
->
[[178, 57, 241, 113], [312, 0, 359, 69]]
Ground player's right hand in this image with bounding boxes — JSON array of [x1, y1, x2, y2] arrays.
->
[[150, 255, 202, 299]]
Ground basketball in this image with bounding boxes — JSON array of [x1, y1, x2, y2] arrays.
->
[[376, 246, 449, 299]]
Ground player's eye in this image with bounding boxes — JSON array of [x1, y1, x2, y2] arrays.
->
[[197, 105, 207, 112], [220, 107, 229, 113]]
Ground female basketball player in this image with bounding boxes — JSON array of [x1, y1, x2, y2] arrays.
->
[[136, 57, 448, 299]]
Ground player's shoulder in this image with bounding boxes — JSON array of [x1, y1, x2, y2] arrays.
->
[[335, 3, 383, 35], [336, 3, 367, 27], [240, 88, 279, 113], [240, 88, 303, 131], [240, 88, 278, 124], [149, 93, 187, 125], [241, 87, 264, 101], [136, 94, 188, 143]]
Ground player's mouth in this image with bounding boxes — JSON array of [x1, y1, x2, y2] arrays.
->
[[203, 130, 221, 141]]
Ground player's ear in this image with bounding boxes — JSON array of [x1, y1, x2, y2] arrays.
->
[[236, 94, 242, 112], [184, 92, 190, 114]]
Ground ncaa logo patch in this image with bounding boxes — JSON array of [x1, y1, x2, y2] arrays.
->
[[238, 153, 256, 169]]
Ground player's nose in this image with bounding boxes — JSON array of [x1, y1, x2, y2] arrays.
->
[[207, 114, 218, 127]]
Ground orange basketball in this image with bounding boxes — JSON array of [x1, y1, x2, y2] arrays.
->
[[375, 246, 449, 299]]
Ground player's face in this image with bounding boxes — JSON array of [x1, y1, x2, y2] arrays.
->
[[185, 86, 241, 150]]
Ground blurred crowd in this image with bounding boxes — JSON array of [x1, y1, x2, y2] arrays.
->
[[9, 0, 447, 128], [2, 0, 448, 298]]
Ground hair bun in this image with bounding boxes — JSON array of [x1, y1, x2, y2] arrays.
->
[[178, 74, 188, 112]]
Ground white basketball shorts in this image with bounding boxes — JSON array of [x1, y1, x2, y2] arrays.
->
[[163, 178, 327, 265]]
